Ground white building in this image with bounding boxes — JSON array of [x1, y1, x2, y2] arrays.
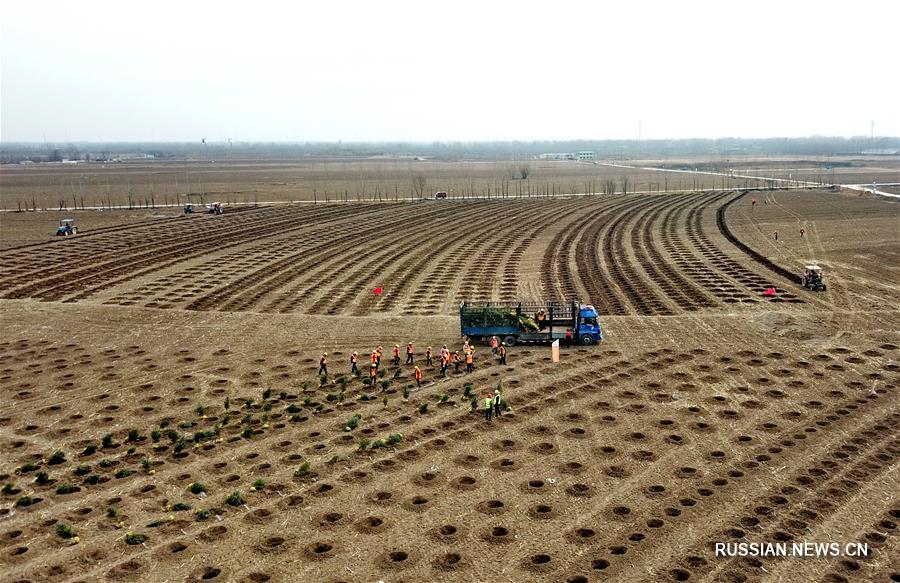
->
[[577, 151, 596, 161]]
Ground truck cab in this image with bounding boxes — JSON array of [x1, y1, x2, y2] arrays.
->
[[576, 304, 603, 344]]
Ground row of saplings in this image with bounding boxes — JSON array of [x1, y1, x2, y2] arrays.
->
[[4, 377, 469, 548]]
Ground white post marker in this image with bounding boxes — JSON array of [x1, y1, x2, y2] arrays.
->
[[551, 339, 560, 363]]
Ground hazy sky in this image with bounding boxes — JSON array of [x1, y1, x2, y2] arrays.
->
[[2, 1, 898, 142]]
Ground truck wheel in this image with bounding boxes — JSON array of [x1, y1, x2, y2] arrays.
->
[[580, 334, 594, 346], [503, 336, 516, 347]]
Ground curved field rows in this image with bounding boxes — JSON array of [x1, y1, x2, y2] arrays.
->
[[2, 194, 826, 316], [1, 189, 898, 582]]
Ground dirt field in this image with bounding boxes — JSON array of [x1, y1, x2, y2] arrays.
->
[[2, 156, 896, 211], [1, 188, 898, 583]]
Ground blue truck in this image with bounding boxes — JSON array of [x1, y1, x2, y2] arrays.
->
[[459, 300, 603, 346]]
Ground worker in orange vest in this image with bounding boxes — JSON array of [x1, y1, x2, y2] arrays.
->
[[498, 342, 507, 365], [425, 346, 433, 367], [350, 352, 359, 376], [536, 309, 547, 330], [440, 351, 449, 377], [406, 342, 414, 365], [369, 363, 378, 386], [391, 345, 401, 366], [453, 351, 462, 373], [490, 335, 499, 354], [414, 365, 423, 388], [376, 346, 383, 369], [318, 353, 328, 376], [465, 350, 474, 373]]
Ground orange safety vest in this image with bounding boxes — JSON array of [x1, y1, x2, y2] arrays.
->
[[369, 366, 377, 378], [414, 368, 422, 380], [490, 337, 498, 348], [426, 348, 432, 358], [320, 356, 327, 365], [407, 344, 413, 353], [453, 353, 461, 363], [499, 346, 506, 356], [371, 353, 378, 364], [465, 353, 473, 364], [392, 347, 400, 357]]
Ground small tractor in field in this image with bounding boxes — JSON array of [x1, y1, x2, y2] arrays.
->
[[206, 201, 223, 215], [55, 218, 78, 236], [802, 265, 826, 291], [434, 191, 448, 200]]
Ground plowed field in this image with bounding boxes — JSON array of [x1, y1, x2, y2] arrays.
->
[[1, 189, 898, 583]]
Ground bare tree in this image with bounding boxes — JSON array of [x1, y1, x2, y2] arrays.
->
[[619, 175, 630, 194], [411, 173, 427, 198], [603, 179, 616, 195], [519, 164, 530, 180]]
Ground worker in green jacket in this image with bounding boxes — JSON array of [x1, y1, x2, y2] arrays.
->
[[483, 394, 493, 422]]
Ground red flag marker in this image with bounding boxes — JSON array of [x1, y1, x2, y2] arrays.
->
[[763, 287, 776, 297], [373, 287, 383, 295]]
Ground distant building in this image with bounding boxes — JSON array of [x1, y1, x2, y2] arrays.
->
[[539, 152, 576, 160], [577, 151, 595, 161]]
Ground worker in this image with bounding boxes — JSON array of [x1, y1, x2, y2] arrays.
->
[[425, 346, 433, 367], [369, 363, 378, 386], [751, 197, 757, 206], [318, 353, 328, 376], [465, 349, 474, 374], [370, 350, 378, 370], [453, 351, 462, 373], [350, 352, 359, 376], [391, 345, 401, 366], [375, 346, 383, 369], [800, 227, 805, 238], [498, 342, 507, 365], [406, 342, 414, 365], [565, 328, 573, 347], [774, 231, 778, 241], [440, 344, 449, 361], [493, 389, 502, 417], [490, 335, 499, 355], [537, 309, 547, 331], [414, 365, 423, 388], [483, 393, 493, 422], [440, 352, 448, 377]]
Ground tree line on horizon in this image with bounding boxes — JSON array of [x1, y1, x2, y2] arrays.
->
[[1, 136, 898, 164]]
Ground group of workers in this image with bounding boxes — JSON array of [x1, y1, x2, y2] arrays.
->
[[319, 338, 508, 422], [340, 338, 510, 386]]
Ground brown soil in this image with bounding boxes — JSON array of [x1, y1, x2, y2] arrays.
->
[[0, 188, 897, 582]]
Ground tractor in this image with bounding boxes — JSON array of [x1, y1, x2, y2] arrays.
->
[[802, 265, 826, 291], [206, 201, 223, 215], [55, 218, 78, 236]]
